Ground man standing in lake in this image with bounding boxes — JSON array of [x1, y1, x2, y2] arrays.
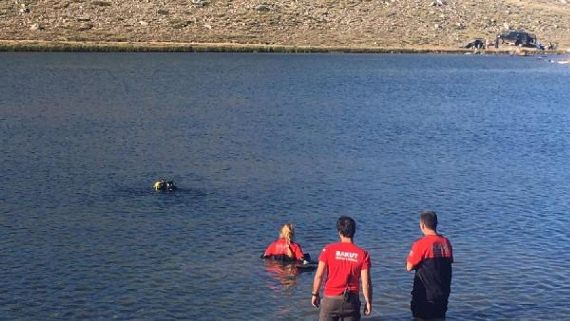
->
[[406, 210, 453, 320], [311, 216, 372, 321]]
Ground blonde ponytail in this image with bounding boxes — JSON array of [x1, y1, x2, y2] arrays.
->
[[279, 223, 295, 242]]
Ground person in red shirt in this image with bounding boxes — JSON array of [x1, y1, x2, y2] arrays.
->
[[263, 223, 305, 261], [406, 210, 453, 320], [311, 216, 372, 321]]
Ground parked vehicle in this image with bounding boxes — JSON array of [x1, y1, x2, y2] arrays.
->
[[498, 30, 539, 48]]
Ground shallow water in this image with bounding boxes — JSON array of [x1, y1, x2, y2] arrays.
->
[[1, 53, 569, 320]]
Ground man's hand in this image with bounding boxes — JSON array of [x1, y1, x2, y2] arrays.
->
[[311, 294, 320, 308], [363, 301, 372, 315], [312, 261, 326, 308]]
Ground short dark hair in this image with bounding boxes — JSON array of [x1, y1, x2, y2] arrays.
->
[[420, 210, 438, 230], [337, 216, 356, 238]]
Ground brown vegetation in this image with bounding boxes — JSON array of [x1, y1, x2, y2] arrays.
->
[[0, 0, 568, 51]]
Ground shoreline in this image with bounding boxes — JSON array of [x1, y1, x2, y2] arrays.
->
[[0, 39, 566, 55]]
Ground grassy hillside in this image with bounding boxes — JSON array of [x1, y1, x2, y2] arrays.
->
[[1, 0, 569, 50]]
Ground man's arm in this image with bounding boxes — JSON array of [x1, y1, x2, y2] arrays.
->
[[406, 243, 421, 271], [311, 261, 326, 307], [360, 268, 372, 315]]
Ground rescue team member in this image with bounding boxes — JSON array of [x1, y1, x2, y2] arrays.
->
[[263, 223, 305, 261], [311, 216, 372, 321], [406, 210, 453, 320]]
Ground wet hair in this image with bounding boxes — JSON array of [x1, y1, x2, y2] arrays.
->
[[420, 210, 438, 230], [279, 224, 295, 242], [336, 216, 356, 238]]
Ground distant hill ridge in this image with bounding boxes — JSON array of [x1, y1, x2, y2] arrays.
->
[[1, 0, 569, 50]]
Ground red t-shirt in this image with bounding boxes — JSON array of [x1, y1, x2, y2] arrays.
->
[[407, 234, 453, 302], [319, 242, 371, 296], [407, 234, 453, 267], [263, 238, 304, 261]]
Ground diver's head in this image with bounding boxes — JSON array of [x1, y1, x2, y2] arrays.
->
[[153, 180, 165, 191]]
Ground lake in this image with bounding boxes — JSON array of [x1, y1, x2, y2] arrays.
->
[[1, 52, 569, 320]]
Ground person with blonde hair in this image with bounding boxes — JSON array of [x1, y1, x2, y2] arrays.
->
[[263, 223, 305, 261]]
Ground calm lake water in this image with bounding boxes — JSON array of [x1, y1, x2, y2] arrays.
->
[[1, 52, 569, 321]]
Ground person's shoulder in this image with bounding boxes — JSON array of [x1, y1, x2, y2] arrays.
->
[[270, 238, 284, 245], [343, 243, 369, 257], [320, 242, 336, 252], [265, 239, 280, 248], [360, 246, 370, 258], [352, 244, 371, 262], [319, 242, 338, 258], [424, 234, 452, 248], [353, 243, 369, 253], [412, 235, 436, 250], [437, 234, 452, 243], [437, 234, 449, 242], [412, 236, 427, 246]]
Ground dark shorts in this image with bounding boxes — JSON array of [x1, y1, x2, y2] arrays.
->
[[319, 294, 361, 321], [411, 298, 448, 319]]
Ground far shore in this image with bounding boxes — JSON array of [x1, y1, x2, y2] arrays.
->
[[1, 39, 567, 55]]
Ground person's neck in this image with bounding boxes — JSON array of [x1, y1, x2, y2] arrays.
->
[[423, 229, 438, 236], [339, 235, 353, 243]]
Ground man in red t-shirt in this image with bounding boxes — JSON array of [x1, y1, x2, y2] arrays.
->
[[311, 216, 372, 321], [406, 210, 453, 320]]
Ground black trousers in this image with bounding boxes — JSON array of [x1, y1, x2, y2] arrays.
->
[[411, 298, 447, 319]]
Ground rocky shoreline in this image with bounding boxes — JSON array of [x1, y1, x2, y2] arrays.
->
[[1, 0, 569, 53], [2, 39, 568, 55]]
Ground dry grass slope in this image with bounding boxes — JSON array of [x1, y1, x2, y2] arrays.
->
[[0, 0, 569, 51]]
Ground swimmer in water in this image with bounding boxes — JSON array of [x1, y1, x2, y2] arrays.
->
[[263, 223, 305, 262], [153, 179, 176, 191]]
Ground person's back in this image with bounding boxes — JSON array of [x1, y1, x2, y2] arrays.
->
[[312, 216, 372, 321], [263, 223, 304, 261], [406, 211, 453, 320], [320, 242, 369, 296], [409, 235, 453, 308]]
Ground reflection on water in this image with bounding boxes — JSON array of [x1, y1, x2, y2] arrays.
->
[[264, 260, 303, 290]]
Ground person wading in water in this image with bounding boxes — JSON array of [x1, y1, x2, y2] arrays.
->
[[406, 210, 453, 320], [311, 216, 372, 321]]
